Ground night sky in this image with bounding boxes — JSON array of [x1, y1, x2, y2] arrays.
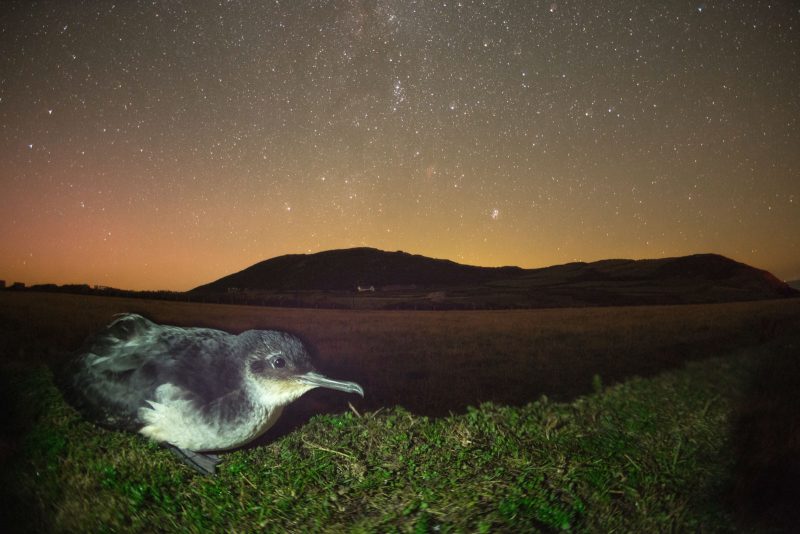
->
[[2, 1, 798, 291]]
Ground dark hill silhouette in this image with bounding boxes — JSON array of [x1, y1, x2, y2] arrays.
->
[[190, 248, 798, 309], [191, 248, 523, 291]]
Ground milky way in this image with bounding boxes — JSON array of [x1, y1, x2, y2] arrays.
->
[[1, 1, 798, 290]]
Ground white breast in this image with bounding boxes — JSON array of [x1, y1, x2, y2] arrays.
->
[[137, 383, 283, 451]]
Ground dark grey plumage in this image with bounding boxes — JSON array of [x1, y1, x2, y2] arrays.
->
[[61, 313, 363, 474]]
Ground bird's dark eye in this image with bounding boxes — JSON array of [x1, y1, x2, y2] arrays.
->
[[271, 357, 286, 369], [250, 360, 267, 374]]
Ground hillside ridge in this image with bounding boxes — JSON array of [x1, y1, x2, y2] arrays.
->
[[188, 248, 797, 309]]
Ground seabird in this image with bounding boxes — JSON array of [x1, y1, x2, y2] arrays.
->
[[61, 313, 363, 474]]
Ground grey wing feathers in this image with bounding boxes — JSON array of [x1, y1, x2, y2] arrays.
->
[[64, 314, 173, 429], [77, 314, 161, 376], [61, 314, 243, 431]]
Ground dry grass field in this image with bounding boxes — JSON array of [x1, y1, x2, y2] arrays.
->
[[1, 292, 798, 531], [2, 291, 797, 416]]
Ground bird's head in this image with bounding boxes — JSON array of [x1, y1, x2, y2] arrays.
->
[[242, 330, 363, 407]]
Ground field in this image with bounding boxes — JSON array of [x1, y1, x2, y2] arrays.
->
[[1, 292, 798, 531]]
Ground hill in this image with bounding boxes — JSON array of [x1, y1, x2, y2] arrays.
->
[[191, 247, 523, 291], [190, 248, 798, 309]]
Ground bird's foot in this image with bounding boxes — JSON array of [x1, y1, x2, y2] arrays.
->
[[166, 445, 221, 475]]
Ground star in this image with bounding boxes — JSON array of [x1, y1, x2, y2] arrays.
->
[[0, 1, 797, 289]]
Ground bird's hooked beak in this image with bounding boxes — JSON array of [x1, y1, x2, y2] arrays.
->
[[298, 372, 364, 397]]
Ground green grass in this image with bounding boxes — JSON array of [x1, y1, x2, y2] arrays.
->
[[0, 348, 763, 532], [1, 293, 798, 531]]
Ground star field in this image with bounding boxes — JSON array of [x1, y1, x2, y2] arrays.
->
[[1, 1, 799, 290]]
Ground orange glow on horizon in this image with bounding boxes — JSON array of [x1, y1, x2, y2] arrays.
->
[[2, 3, 798, 290]]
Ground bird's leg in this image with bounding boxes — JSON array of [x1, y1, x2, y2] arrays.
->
[[166, 445, 221, 475]]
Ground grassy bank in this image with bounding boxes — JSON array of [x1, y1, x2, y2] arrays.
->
[[1, 293, 798, 531], [0, 347, 777, 532]]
